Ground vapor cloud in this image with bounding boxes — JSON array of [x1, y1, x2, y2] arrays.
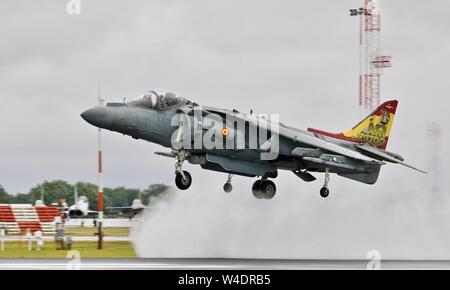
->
[[132, 165, 448, 259]]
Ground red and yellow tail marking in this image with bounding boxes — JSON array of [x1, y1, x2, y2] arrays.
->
[[308, 100, 398, 150]]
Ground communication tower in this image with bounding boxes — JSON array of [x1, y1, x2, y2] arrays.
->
[[350, 0, 391, 112]]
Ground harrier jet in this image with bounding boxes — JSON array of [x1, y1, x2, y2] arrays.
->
[[61, 184, 98, 218], [106, 196, 151, 218], [81, 89, 425, 199]]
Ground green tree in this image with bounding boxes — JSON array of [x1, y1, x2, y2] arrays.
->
[[0, 181, 170, 210], [106, 186, 140, 207], [0, 185, 11, 203], [12, 193, 31, 204], [29, 180, 73, 205], [142, 184, 170, 205]]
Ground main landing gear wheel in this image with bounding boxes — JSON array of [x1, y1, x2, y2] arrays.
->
[[252, 180, 263, 199], [252, 179, 277, 199], [261, 180, 276, 199], [175, 171, 192, 190]]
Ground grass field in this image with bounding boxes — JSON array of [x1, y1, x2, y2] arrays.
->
[[0, 227, 135, 258], [65, 227, 130, 237], [0, 241, 136, 258]]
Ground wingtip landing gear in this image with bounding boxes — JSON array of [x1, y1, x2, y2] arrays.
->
[[223, 183, 233, 193], [320, 167, 330, 198], [320, 187, 329, 198], [223, 174, 233, 193]]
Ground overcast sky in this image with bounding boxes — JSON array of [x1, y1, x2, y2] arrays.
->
[[1, 0, 447, 193], [1, 0, 449, 258]]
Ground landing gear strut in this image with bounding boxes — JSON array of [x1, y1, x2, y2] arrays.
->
[[320, 167, 330, 198], [174, 151, 192, 190], [223, 174, 233, 193], [252, 178, 277, 199]]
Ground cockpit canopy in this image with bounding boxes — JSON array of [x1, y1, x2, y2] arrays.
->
[[129, 89, 188, 110]]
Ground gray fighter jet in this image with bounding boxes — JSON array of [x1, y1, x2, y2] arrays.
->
[[81, 89, 425, 199]]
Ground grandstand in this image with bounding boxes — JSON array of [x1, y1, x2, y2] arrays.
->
[[0, 204, 61, 235]]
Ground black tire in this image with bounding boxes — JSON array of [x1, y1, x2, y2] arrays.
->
[[252, 180, 263, 199], [175, 171, 192, 190], [320, 187, 329, 198], [260, 180, 276, 199], [223, 182, 233, 193]]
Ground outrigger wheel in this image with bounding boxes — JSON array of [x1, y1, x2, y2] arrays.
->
[[223, 182, 233, 193], [320, 187, 329, 198], [320, 167, 330, 198], [223, 174, 233, 193], [175, 170, 192, 190]]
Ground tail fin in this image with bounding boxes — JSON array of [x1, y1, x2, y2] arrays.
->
[[308, 100, 398, 150]]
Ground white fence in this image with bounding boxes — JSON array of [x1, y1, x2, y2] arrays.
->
[[65, 218, 133, 228]]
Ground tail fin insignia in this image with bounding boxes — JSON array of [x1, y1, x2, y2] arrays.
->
[[308, 100, 398, 150]]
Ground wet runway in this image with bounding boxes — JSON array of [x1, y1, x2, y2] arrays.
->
[[0, 258, 449, 270]]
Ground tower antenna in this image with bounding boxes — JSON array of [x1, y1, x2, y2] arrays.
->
[[350, 0, 391, 112]]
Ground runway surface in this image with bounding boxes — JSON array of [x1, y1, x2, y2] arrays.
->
[[0, 258, 449, 270]]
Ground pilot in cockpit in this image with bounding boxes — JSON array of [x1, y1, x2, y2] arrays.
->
[[158, 94, 168, 109], [131, 90, 186, 110]]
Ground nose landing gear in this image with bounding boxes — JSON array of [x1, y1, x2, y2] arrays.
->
[[174, 151, 192, 190], [175, 171, 192, 190]]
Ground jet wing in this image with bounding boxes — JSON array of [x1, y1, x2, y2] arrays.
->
[[279, 126, 384, 164], [106, 206, 132, 210], [173, 108, 383, 165], [355, 143, 427, 173], [214, 112, 384, 164], [155, 151, 176, 158], [106, 206, 152, 209]]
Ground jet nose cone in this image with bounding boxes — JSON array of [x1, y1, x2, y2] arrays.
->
[[81, 106, 114, 129]]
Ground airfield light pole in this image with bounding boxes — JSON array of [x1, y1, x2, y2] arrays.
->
[[428, 123, 442, 195], [97, 85, 104, 250], [350, 0, 391, 112], [40, 185, 45, 204]]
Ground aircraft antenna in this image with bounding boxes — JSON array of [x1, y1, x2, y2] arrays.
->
[[74, 183, 78, 202], [40, 184, 45, 203], [350, 0, 391, 112], [97, 82, 104, 106]]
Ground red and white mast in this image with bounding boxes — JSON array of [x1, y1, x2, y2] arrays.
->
[[350, 0, 391, 112], [97, 84, 104, 249]]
